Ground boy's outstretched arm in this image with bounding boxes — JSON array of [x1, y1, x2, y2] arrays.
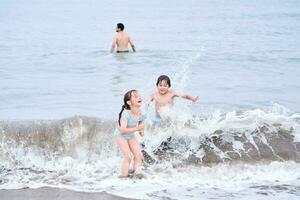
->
[[174, 92, 199, 102]]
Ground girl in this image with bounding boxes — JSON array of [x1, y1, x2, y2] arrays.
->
[[114, 90, 145, 177]]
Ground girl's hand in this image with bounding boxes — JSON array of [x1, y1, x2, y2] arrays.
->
[[137, 122, 144, 131], [138, 122, 145, 136], [139, 129, 145, 137]]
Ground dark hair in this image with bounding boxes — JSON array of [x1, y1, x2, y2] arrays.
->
[[156, 75, 171, 87], [117, 23, 124, 31], [118, 89, 136, 126]]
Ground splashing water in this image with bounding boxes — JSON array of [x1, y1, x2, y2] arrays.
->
[[0, 104, 300, 199]]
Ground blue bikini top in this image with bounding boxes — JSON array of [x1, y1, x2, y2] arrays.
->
[[122, 110, 145, 127]]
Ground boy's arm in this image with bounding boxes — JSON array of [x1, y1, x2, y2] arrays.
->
[[174, 91, 199, 102], [128, 36, 136, 52], [110, 36, 117, 53]]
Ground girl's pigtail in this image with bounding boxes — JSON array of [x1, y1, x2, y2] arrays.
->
[[118, 105, 125, 126]]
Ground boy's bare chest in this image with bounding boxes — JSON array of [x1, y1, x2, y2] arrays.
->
[[155, 94, 173, 105]]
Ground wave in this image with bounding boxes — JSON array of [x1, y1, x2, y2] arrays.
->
[[1, 104, 299, 170]]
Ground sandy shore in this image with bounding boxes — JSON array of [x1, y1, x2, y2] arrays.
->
[[0, 187, 138, 200]]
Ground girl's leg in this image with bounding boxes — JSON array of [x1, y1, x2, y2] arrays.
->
[[128, 137, 143, 173], [115, 136, 132, 177]]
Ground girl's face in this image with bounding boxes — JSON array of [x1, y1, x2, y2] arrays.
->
[[128, 91, 142, 107], [157, 80, 169, 95]]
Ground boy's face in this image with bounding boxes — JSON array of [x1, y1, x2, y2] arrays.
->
[[157, 80, 169, 95]]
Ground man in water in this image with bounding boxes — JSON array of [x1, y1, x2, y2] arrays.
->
[[110, 23, 136, 53]]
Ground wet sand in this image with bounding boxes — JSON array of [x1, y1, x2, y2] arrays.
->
[[0, 187, 138, 200]]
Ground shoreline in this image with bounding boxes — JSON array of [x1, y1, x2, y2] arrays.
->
[[0, 187, 138, 200]]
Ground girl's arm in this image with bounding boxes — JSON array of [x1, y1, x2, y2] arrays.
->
[[118, 118, 143, 134]]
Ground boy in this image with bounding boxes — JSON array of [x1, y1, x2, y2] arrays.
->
[[150, 75, 198, 120]]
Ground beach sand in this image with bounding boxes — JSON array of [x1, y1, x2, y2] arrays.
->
[[0, 187, 137, 200]]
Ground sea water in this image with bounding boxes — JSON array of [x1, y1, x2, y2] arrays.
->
[[1, 0, 300, 199]]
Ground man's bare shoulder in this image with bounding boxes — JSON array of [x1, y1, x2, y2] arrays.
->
[[123, 31, 130, 36], [113, 33, 119, 40], [116, 32, 130, 38]]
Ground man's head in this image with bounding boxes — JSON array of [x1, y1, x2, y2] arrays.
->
[[116, 23, 125, 32]]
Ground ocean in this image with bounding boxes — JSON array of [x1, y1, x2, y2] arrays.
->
[[1, 0, 300, 199]]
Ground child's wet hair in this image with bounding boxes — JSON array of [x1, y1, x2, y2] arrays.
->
[[156, 75, 171, 87], [118, 89, 137, 126]]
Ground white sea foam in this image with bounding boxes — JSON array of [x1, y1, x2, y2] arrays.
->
[[0, 105, 299, 199]]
